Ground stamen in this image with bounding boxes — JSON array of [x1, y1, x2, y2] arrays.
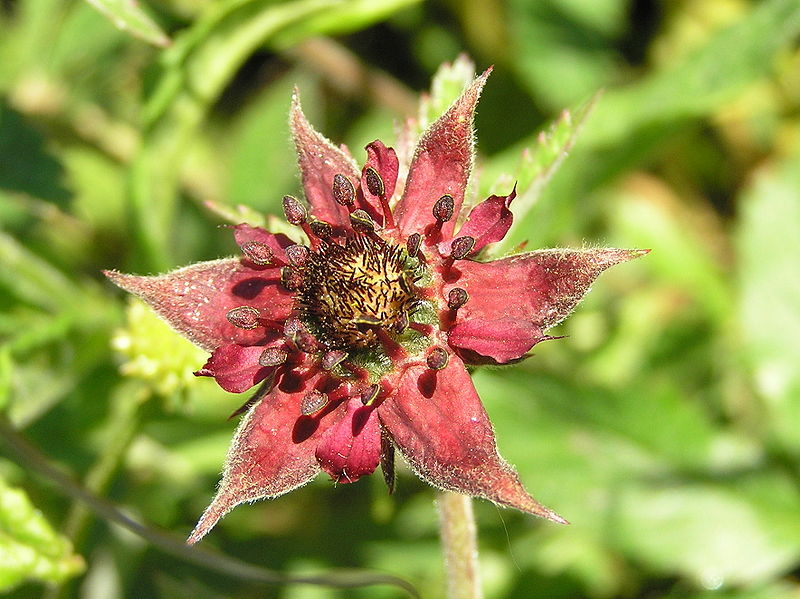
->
[[360, 384, 381, 406], [381, 429, 395, 494], [282, 195, 307, 225], [426, 347, 449, 371], [350, 209, 375, 233], [301, 390, 329, 416], [309, 220, 333, 240], [226, 306, 260, 329], [285, 244, 310, 267], [259, 347, 288, 367], [432, 194, 454, 223], [294, 329, 319, 353], [321, 349, 347, 370], [364, 166, 395, 229], [332, 174, 355, 207], [283, 316, 303, 343], [281, 266, 303, 291], [364, 167, 385, 198], [392, 311, 409, 333], [450, 236, 476, 260], [240, 241, 273, 266], [406, 233, 422, 257], [447, 287, 469, 310]]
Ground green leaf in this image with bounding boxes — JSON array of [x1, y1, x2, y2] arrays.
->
[[613, 474, 800, 587], [736, 148, 800, 450], [419, 54, 476, 130], [83, 0, 170, 47], [0, 476, 85, 591], [0, 347, 10, 413], [584, 0, 800, 148], [487, 92, 600, 255], [131, 0, 419, 271]]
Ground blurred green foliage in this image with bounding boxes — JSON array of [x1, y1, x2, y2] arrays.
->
[[1, 0, 800, 597]]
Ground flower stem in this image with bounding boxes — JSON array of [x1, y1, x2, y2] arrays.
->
[[437, 491, 483, 599]]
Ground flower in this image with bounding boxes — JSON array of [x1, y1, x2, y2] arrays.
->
[[106, 68, 646, 544]]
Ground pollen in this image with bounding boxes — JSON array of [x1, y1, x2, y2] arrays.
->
[[297, 236, 419, 349]]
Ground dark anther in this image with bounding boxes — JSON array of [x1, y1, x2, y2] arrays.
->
[[406, 233, 421, 257], [283, 316, 303, 340], [240, 241, 273, 266], [321, 349, 347, 370], [364, 166, 385, 198], [332, 174, 355, 206], [450, 236, 476, 260], [286, 244, 310, 267], [432, 194, 454, 223], [294, 329, 318, 353], [447, 287, 469, 310], [309, 220, 333, 239], [301, 390, 329, 416], [259, 347, 288, 367], [392, 311, 409, 333], [426, 347, 449, 371], [281, 266, 303, 291], [226, 306, 260, 329], [350, 209, 375, 233], [282, 195, 307, 225], [360, 384, 381, 406]]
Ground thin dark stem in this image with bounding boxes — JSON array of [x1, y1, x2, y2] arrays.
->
[[0, 416, 418, 597]]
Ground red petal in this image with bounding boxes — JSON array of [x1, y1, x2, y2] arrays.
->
[[195, 344, 277, 393], [290, 91, 360, 229], [448, 248, 648, 363], [359, 140, 399, 219], [187, 370, 340, 544], [378, 353, 565, 522], [393, 69, 491, 237], [315, 397, 381, 483], [233, 224, 295, 263], [105, 259, 293, 351], [440, 188, 516, 255], [448, 318, 541, 364]]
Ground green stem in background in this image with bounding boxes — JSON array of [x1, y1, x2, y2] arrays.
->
[[0, 415, 419, 598], [43, 381, 150, 599], [437, 491, 482, 599]]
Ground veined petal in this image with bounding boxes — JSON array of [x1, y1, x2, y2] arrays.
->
[[195, 343, 278, 393], [447, 248, 648, 363], [448, 318, 541, 364], [359, 140, 399, 221], [439, 187, 516, 256], [393, 69, 491, 237], [378, 353, 565, 522], [105, 259, 293, 351], [315, 397, 381, 483], [187, 370, 339, 544], [290, 91, 360, 229]]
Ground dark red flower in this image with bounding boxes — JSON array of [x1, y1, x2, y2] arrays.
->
[[106, 69, 646, 544]]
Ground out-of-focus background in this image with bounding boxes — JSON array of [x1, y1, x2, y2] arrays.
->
[[2, 0, 800, 597]]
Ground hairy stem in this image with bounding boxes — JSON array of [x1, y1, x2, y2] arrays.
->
[[437, 491, 482, 599]]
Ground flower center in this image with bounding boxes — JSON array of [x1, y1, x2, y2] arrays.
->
[[297, 236, 419, 349]]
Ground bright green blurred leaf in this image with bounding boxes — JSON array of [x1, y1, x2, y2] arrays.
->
[[83, 0, 170, 47], [737, 147, 800, 450], [614, 475, 800, 588], [0, 476, 85, 591]]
